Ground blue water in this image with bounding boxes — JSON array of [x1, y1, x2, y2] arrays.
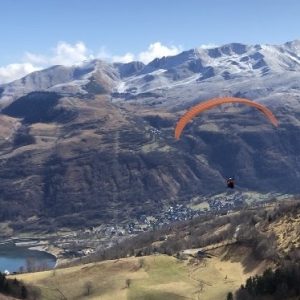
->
[[0, 244, 56, 273]]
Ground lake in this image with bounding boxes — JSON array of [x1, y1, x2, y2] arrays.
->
[[0, 244, 56, 273]]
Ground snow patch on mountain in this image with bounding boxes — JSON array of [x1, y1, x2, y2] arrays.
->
[[1, 40, 300, 111]]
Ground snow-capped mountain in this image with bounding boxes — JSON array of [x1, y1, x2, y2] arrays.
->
[[1, 40, 300, 228], [1, 40, 300, 109], [0, 60, 120, 105], [112, 40, 300, 111]]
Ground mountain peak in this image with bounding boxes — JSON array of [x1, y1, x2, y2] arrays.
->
[[284, 39, 300, 53], [1, 40, 300, 106]]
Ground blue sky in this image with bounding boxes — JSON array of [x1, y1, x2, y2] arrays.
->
[[1, 0, 300, 83]]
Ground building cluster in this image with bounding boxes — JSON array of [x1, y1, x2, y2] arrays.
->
[[53, 195, 249, 258]]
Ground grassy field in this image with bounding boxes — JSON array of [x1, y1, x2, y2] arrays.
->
[[12, 253, 258, 300]]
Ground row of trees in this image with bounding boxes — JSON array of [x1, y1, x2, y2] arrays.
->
[[235, 262, 300, 300], [0, 272, 42, 299], [0, 272, 28, 299]]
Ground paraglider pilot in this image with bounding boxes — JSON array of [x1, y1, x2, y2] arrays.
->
[[227, 177, 235, 189]]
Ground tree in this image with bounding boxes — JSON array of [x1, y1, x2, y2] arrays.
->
[[125, 278, 131, 288], [21, 285, 28, 299], [83, 281, 93, 296], [30, 287, 42, 300], [0, 272, 5, 289], [26, 257, 37, 272], [3, 282, 10, 293], [138, 258, 145, 269], [274, 282, 289, 300]]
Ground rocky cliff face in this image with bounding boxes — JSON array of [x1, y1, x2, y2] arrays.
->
[[0, 41, 300, 228]]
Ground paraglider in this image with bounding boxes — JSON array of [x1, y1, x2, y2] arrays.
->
[[174, 97, 279, 189], [174, 97, 278, 140]]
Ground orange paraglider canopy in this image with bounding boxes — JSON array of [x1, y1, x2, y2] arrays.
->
[[174, 97, 278, 139]]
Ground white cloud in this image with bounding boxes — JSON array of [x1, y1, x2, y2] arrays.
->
[[97, 42, 182, 64], [24, 52, 47, 65], [0, 41, 94, 84], [0, 41, 183, 84], [96, 47, 135, 63], [51, 41, 94, 65], [0, 63, 41, 84], [96, 46, 111, 61], [112, 53, 135, 63], [138, 42, 182, 64], [198, 43, 218, 49], [25, 41, 94, 66]]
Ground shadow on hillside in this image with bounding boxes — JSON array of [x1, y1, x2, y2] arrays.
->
[[217, 245, 266, 274]]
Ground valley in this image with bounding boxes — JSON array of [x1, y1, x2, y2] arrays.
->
[[8, 198, 300, 299], [1, 40, 300, 299], [0, 191, 285, 268]]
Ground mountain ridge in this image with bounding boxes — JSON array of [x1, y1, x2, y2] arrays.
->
[[0, 40, 300, 229], [1, 40, 300, 106]]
